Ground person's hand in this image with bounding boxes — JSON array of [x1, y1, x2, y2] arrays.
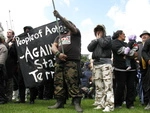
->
[[133, 52, 138, 57], [12, 37, 16, 42], [96, 31, 102, 39], [53, 10, 61, 18], [136, 59, 139, 64], [148, 60, 150, 65], [58, 53, 67, 61]]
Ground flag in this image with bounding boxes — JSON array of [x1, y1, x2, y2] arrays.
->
[[16, 20, 63, 88]]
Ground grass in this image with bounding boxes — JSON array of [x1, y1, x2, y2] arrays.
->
[[0, 98, 149, 113]]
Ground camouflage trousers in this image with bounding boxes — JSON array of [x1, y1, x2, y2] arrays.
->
[[93, 64, 114, 110], [54, 61, 82, 99]]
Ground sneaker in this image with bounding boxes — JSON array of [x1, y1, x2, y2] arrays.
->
[[102, 106, 110, 112], [145, 103, 150, 110], [126, 66, 131, 70], [92, 102, 98, 106], [94, 105, 102, 109]]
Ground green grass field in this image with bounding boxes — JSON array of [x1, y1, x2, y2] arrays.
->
[[0, 98, 149, 113]]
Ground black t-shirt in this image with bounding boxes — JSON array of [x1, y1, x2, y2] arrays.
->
[[54, 29, 81, 61]]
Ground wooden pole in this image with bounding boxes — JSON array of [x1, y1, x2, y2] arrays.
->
[[52, 0, 64, 53]]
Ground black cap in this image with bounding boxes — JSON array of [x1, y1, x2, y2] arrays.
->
[[23, 26, 33, 32]]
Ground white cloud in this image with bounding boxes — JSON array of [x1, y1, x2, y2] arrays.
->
[[0, 0, 52, 36], [63, 0, 70, 7], [81, 29, 94, 55], [107, 0, 150, 41], [81, 18, 93, 27], [80, 18, 95, 54], [74, 7, 79, 12], [80, 18, 94, 55]]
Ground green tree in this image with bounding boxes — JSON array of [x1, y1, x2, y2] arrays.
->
[[81, 54, 90, 63]]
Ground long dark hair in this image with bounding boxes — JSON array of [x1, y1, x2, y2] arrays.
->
[[0, 37, 2, 43], [112, 30, 123, 40], [0, 34, 4, 43]]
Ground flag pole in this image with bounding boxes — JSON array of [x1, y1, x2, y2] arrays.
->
[[6, 21, 9, 30], [9, 10, 13, 29], [52, 0, 64, 53], [12, 20, 15, 32]]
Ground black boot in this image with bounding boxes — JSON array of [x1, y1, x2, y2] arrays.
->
[[48, 98, 64, 109], [73, 98, 83, 113]]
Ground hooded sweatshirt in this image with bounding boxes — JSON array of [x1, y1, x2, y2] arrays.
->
[[87, 25, 112, 65]]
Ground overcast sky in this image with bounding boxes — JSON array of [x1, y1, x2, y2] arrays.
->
[[1, 0, 150, 55]]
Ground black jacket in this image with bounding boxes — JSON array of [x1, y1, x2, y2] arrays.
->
[[87, 36, 112, 65], [5, 40, 18, 79], [111, 39, 137, 69], [142, 39, 150, 91], [142, 38, 150, 63]]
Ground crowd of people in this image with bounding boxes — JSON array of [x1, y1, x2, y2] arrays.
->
[[0, 27, 54, 105], [0, 10, 150, 113]]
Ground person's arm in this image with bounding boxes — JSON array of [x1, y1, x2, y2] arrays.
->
[[142, 39, 150, 65], [112, 40, 124, 54], [87, 39, 98, 52], [87, 31, 105, 52], [97, 36, 111, 48], [128, 44, 139, 56], [51, 42, 59, 54], [51, 42, 67, 61], [0, 45, 7, 65], [53, 10, 78, 34]]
